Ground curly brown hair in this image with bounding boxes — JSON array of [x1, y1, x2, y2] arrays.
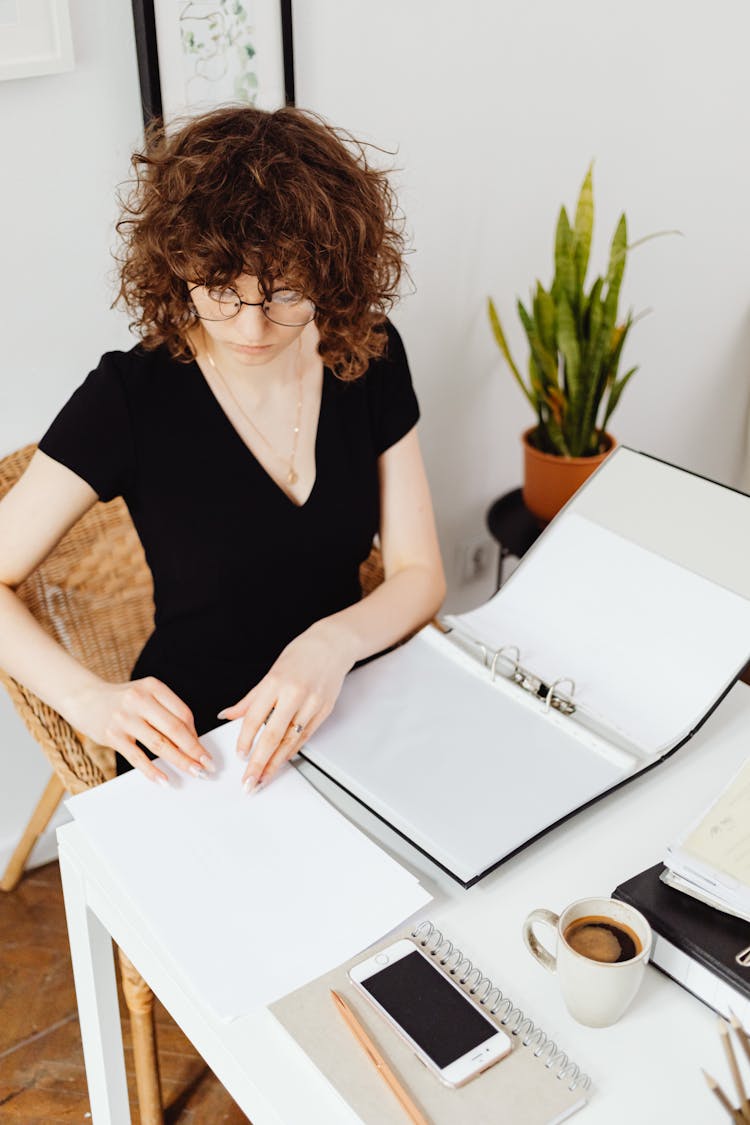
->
[[114, 106, 406, 381]]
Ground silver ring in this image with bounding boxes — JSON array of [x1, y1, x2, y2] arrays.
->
[[294, 722, 304, 735]]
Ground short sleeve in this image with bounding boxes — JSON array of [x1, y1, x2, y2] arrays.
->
[[38, 353, 135, 502], [366, 321, 420, 456]]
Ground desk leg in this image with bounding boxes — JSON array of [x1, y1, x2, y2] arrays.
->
[[58, 844, 131, 1125]]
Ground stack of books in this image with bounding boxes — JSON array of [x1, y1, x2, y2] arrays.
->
[[614, 759, 750, 1021]]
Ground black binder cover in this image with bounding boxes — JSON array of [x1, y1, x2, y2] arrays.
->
[[613, 863, 750, 1003]]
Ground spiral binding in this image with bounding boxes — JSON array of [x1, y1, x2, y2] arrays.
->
[[410, 920, 591, 1092]]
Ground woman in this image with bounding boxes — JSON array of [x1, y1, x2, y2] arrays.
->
[[0, 106, 445, 793]]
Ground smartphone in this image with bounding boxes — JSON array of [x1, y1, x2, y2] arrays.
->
[[348, 938, 512, 1087]]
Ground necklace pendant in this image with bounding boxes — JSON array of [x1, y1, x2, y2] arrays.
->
[[287, 468, 299, 485]]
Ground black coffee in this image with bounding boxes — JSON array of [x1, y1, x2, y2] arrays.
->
[[563, 915, 642, 963]]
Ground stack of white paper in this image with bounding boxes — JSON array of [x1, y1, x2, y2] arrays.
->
[[66, 720, 431, 1019]]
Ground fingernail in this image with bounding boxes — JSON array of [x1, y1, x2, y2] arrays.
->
[[200, 754, 216, 773], [189, 765, 206, 779], [243, 777, 260, 795], [237, 746, 249, 759], [217, 709, 228, 719], [155, 774, 170, 788]]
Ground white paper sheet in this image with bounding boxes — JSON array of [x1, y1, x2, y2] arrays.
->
[[303, 629, 628, 883], [66, 721, 431, 1020], [456, 513, 750, 753]]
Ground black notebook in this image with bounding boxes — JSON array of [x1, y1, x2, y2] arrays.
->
[[613, 863, 750, 1021]]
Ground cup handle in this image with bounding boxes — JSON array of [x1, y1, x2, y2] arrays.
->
[[523, 908, 560, 973]]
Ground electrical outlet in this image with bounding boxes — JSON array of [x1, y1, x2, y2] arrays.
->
[[457, 536, 494, 586]]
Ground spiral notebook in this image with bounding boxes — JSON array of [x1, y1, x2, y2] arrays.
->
[[271, 919, 590, 1125], [301, 449, 750, 886]]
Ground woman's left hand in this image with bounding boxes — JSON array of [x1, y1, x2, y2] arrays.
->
[[218, 620, 357, 791]]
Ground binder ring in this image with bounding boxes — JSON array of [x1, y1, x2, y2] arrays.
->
[[545, 677, 576, 715], [490, 644, 520, 682]]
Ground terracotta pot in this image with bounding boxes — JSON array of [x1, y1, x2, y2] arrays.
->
[[522, 428, 616, 525]]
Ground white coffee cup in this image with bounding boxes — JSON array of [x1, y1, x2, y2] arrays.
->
[[522, 896, 652, 1028]]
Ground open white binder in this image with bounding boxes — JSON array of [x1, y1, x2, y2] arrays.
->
[[301, 448, 750, 887]]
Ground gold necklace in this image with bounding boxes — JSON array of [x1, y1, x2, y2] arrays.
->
[[204, 344, 304, 486]]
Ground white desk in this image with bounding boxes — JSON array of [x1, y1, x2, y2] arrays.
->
[[58, 682, 750, 1125]]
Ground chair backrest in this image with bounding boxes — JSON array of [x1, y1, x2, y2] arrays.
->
[[359, 543, 384, 597], [0, 445, 155, 793]]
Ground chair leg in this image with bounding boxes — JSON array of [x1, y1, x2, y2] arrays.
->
[[118, 947, 164, 1125], [0, 772, 66, 892]]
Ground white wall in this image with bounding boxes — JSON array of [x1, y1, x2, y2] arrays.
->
[[2, 0, 750, 868], [0, 0, 143, 870], [0, 1, 141, 451], [293, 0, 750, 607]]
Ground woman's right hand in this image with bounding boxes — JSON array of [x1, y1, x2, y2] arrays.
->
[[67, 677, 214, 785]]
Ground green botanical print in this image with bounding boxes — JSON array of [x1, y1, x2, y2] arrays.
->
[[179, 0, 258, 105]]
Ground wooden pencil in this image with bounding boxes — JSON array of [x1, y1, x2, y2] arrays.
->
[[703, 1069, 742, 1121], [719, 1019, 750, 1123], [730, 1010, 750, 1069], [330, 990, 431, 1125]]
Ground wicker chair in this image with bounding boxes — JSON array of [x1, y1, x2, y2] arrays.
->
[[0, 441, 386, 1123], [0, 443, 165, 1123]]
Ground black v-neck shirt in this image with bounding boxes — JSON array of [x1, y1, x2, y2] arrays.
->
[[39, 320, 419, 738]]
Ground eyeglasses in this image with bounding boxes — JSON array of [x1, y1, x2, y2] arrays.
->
[[188, 285, 316, 327]]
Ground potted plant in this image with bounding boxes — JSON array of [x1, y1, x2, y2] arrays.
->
[[488, 166, 640, 524]]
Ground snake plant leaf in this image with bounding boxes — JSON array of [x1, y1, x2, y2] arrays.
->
[[545, 384, 567, 426], [518, 299, 558, 387], [576, 295, 614, 452], [602, 366, 638, 431], [607, 213, 628, 284], [542, 413, 570, 457], [553, 207, 577, 307], [592, 272, 619, 382], [487, 297, 535, 409], [578, 314, 632, 450], [606, 318, 631, 384], [604, 213, 627, 325], [539, 385, 569, 454], [556, 294, 581, 406], [581, 277, 604, 370], [534, 282, 557, 355], [628, 229, 683, 253], [516, 297, 535, 344], [573, 163, 594, 291], [528, 354, 544, 399]]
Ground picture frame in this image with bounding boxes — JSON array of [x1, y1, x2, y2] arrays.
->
[[0, 0, 74, 82], [130, 0, 294, 128]]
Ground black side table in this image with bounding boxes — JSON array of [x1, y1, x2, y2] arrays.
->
[[486, 489, 542, 590]]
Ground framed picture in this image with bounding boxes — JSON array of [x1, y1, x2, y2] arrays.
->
[[131, 0, 294, 127], [0, 0, 74, 82]]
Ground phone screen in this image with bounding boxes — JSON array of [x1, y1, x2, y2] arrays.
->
[[359, 950, 499, 1068]]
